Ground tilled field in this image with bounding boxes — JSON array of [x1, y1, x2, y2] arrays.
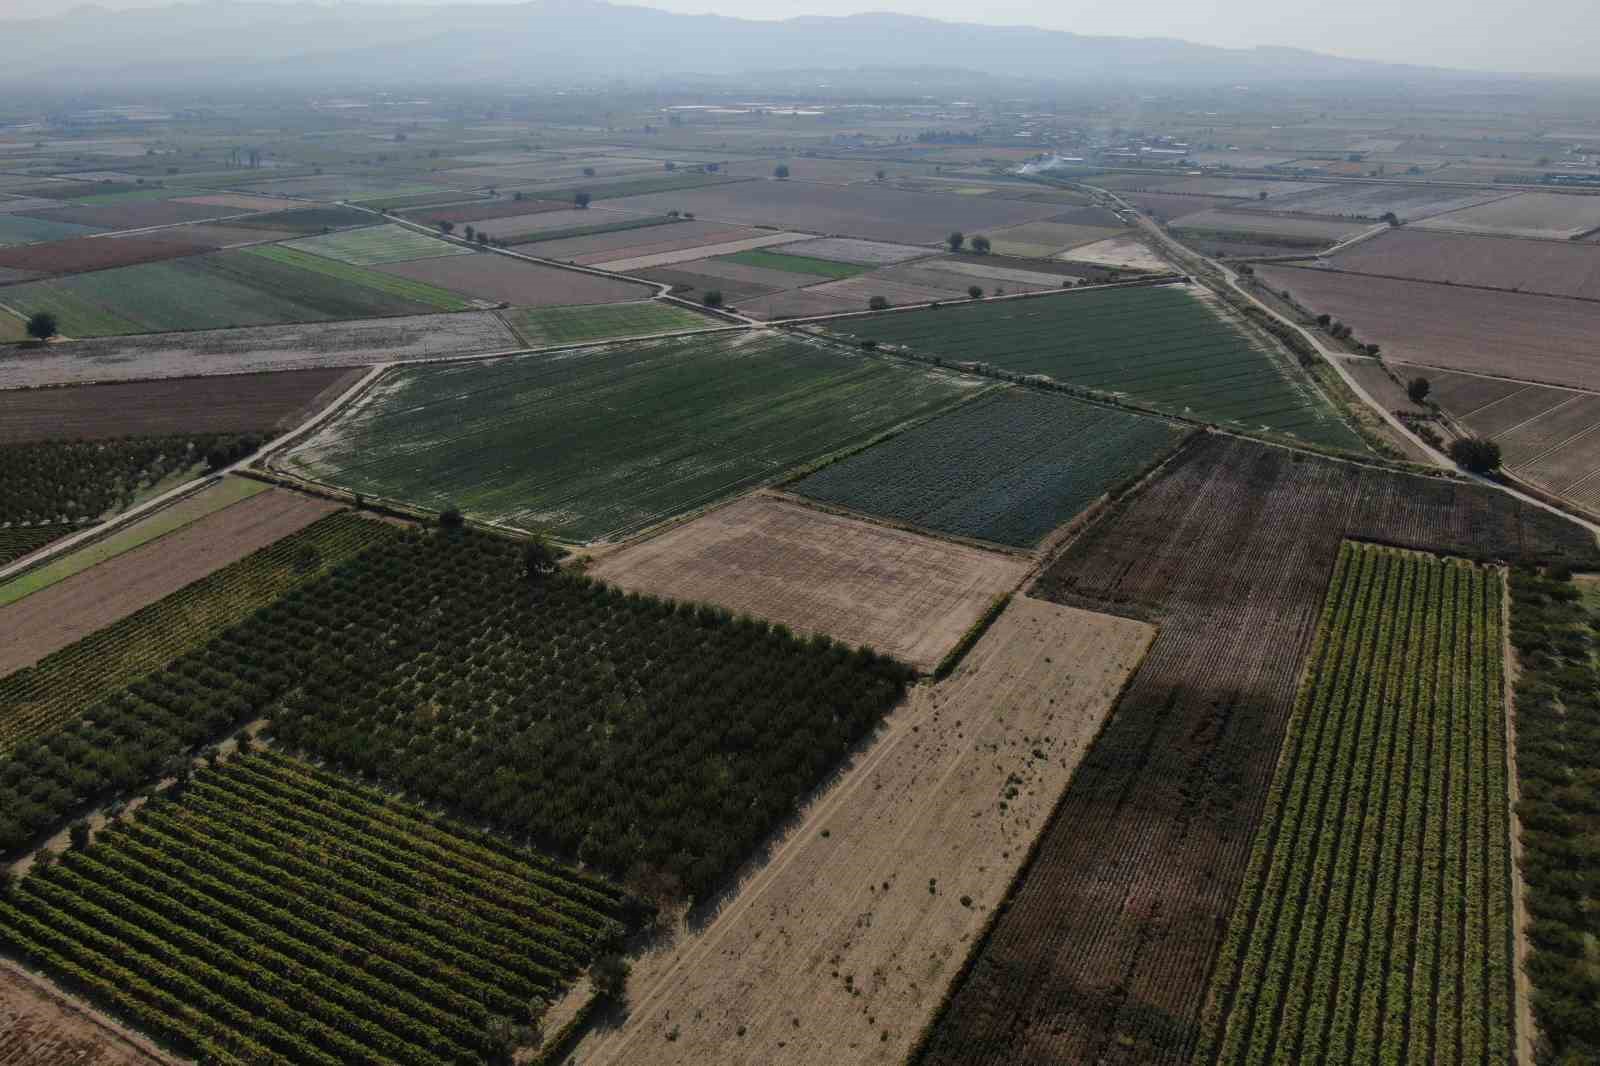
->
[[576, 596, 1155, 1066], [0, 964, 169, 1066], [1327, 228, 1600, 300], [0, 235, 214, 276], [1412, 191, 1600, 239], [914, 434, 1597, 1066]]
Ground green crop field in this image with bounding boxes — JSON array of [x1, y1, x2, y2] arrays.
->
[[504, 214, 680, 245], [0, 214, 102, 246], [502, 300, 719, 346], [1195, 543, 1512, 1065], [717, 248, 867, 279], [792, 387, 1189, 546], [287, 330, 977, 541], [0, 750, 633, 1065], [244, 245, 470, 310], [283, 222, 471, 266], [823, 286, 1363, 450]]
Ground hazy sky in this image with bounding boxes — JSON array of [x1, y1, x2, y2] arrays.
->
[[13, 0, 1592, 76]]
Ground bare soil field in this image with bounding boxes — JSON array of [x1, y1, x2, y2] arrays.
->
[[1408, 365, 1525, 416], [1122, 177, 1330, 200], [1060, 234, 1172, 272], [633, 266, 781, 304], [575, 596, 1155, 1066], [779, 238, 934, 265], [1462, 385, 1578, 439], [590, 232, 812, 272], [799, 275, 954, 309], [0, 197, 68, 216], [658, 256, 830, 290], [403, 198, 569, 225], [136, 222, 297, 247], [1328, 228, 1600, 299], [722, 158, 937, 184], [919, 259, 1082, 288], [1413, 191, 1600, 239], [1495, 392, 1600, 465], [467, 206, 653, 240], [374, 252, 653, 305], [737, 287, 860, 319], [600, 180, 1064, 244], [977, 220, 1124, 257], [0, 367, 360, 443], [1338, 355, 1427, 414], [1257, 266, 1600, 389], [0, 234, 213, 276], [0, 488, 340, 676], [0, 964, 170, 1066], [1242, 183, 1508, 221], [172, 193, 300, 213], [1121, 192, 1237, 222], [511, 221, 754, 259], [589, 496, 1027, 672], [0, 311, 519, 388], [23, 200, 242, 231]]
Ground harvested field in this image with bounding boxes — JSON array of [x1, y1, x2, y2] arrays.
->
[[0, 311, 519, 388], [402, 198, 569, 225], [792, 388, 1188, 547], [919, 259, 1082, 289], [22, 200, 242, 231], [282, 223, 469, 266], [1170, 209, 1364, 246], [171, 193, 300, 213], [1462, 385, 1577, 439], [716, 248, 865, 279], [633, 266, 781, 305], [1131, 177, 1330, 200], [0, 366, 358, 443], [230, 174, 447, 201], [1328, 228, 1600, 299], [1495, 392, 1600, 465], [0, 487, 340, 676], [502, 172, 751, 203], [1061, 234, 1172, 272], [519, 224, 762, 265], [797, 275, 953, 310], [0, 964, 168, 1066], [0, 235, 213, 277], [592, 495, 1027, 670], [576, 595, 1156, 1066], [224, 206, 376, 233], [1413, 191, 1600, 239], [1243, 183, 1509, 221], [282, 330, 978, 541], [0, 197, 68, 215], [737, 287, 859, 319], [467, 206, 655, 240], [502, 300, 719, 346], [374, 253, 653, 305], [916, 434, 1597, 1066], [778, 237, 934, 265], [662, 256, 830, 290], [601, 180, 1065, 244], [862, 264, 1020, 297], [1258, 266, 1600, 389], [590, 231, 810, 271], [977, 220, 1124, 258]]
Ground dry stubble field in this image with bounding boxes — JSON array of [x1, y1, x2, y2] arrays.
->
[[576, 595, 1155, 1066], [0, 963, 169, 1066], [589, 496, 1027, 672]]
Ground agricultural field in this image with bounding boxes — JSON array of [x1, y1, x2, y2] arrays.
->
[[1, 434, 229, 528], [281, 222, 470, 266], [1327, 228, 1600, 299], [0, 214, 102, 246], [0, 965, 166, 1066], [1060, 234, 1172, 272], [522, 225, 777, 267], [791, 388, 1189, 547], [0, 751, 633, 1065], [1240, 183, 1509, 221], [282, 330, 977, 541], [372, 251, 653, 305], [0, 527, 72, 567], [915, 434, 1595, 1066], [502, 300, 720, 346], [490, 214, 681, 245], [1413, 191, 1600, 239], [0, 311, 519, 388], [1195, 544, 1513, 1065], [663, 255, 832, 291], [715, 248, 867, 278], [225, 206, 376, 234], [22, 199, 244, 231], [778, 237, 933, 265], [975, 219, 1125, 258], [0, 235, 213, 276], [0, 511, 388, 766], [465, 206, 652, 240], [591, 495, 1028, 671], [403, 198, 569, 225], [1258, 265, 1600, 390], [820, 285, 1363, 449], [578, 595, 1156, 1066], [1169, 209, 1366, 248]]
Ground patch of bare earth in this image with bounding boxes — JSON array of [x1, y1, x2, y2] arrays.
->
[[0, 488, 340, 675], [574, 595, 1155, 1065], [0, 962, 176, 1066], [588, 495, 1029, 672]]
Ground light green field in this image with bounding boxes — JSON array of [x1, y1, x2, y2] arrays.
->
[[503, 300, 719, 346], [0, 214, 101, 246], [73, 187, 188, 206], [716, 249, 867, 279], [0, 477, 270, 607], [245, 245, 470, 310], [284, 222, 472, 266]]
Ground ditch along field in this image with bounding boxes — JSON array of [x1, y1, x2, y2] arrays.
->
[[0, 751, 635, 1066], [819, 286, 1362, 450], [1327, 228, 1600, 300], [1195, 544, 1513, 1065], [1257, 266, 1600, 391], [503, 300, 720, 347], [590, 495, 1028, 672], [579, 596, 1157, 1066], [913, 433, 1598, 1066], [282, 330, 981, 542], [790, 387, 1189, 548], [0, 964, 168, 1066]]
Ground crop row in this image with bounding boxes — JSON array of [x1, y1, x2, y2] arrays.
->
[[1193, 543, 1512, 1065], [0, 524, 71, 565], [0, 751, 631, 1065]]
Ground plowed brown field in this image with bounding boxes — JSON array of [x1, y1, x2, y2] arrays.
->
[[0, 964, 170, 1066]]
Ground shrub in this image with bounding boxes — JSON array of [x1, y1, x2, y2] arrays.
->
[[702, 290, 723, 308], [1449, 436, 1502, 473], [439, 507, 465, 529], [868, 295, 889, 311], [967, 285, 983, 300], [969, 235, 991, 255], [591, 953, 631, 1001], [25, 311, 58, 341]]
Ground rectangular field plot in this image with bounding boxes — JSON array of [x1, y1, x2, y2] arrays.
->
[[503, 300, 720, 346], [792, 388, 1188, 547], [373, 252, 654, 306], [1170, 209, 1365, 246], [592, 496, 1028, 670], [821, 286, 1362, 449], [0, 965, 166, 1066], [715, 248, 866, 279], [283, 331, 979, 541], [1329, 228, 1600, 300], [282, 222, 471, 266], [777, 237, 933, 265], [0, 213, 102, 246], [0, 751, 632, 1065], [1413, 191, 1600, 239], [1196, 544, 1513, 1065], [1244, 183, 1509, 221]]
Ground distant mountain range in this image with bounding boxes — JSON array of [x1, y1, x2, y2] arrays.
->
[[0, 0, 1512, 88]]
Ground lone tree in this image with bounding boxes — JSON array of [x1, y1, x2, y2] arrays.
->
[[1258, 190, 1269, 200], [1381, 211, 1401, 227], [574, 191, 592, 209], [875, 168, 887, 181], [25, 311, 58, 341], [1407, 376, 1431, 405], [591, 954, 631, 1002], [868, 295, 889, 310], [773, 164, 790, 179], [437, 220, 455, 235], [464, 225, 476, 241], [1449, 437, 1502, 474], [970, 235, 992, 255], [702, 289, 724, 308], [947, 231, 965, 252], [967, 285, 983, 300]]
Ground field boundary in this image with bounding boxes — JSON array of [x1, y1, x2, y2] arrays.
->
[[0, 955, 188, 1066]]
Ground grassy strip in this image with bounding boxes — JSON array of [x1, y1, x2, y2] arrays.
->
[[0, 477, 269, 607], [508, 214, 681, 246], [933, 594, 1012, 680], [716, 248, 867, 279], [244, 245, 470, 310]]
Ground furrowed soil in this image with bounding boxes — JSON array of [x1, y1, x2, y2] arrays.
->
[[574, 595, 1156, 1066], [0, 488, 340, 675], [0, 962, 173, 1066], [589, 495, 1027, 671]]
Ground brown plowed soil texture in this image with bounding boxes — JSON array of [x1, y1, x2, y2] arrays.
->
[[1258, 266, 1600, 389], [520, 222, 755, 262], [0, 488, 340, 675], [632, 267, 780, 304], [916, 433, 1597, 1066], [590, 496, 1028, 672], [1524, 431, 1600, 499], [373, 253, 653, 306], [1490, 393, 1600, 463], [1122, 192, 1240, 222], [578, 596, 1156, 1066], [1410, 366, 1525, 417], [0, 234, 214, 276], [23, 200, 242, 231], [143, 223, 298, 247], [0, 366, 362, 443], [801, 275, 954, 309], [172, 193, 300, 213], [1449, 384, 1570, 438], [404, 199, 570, 225], [0, 964, 170, 1066], [1328, 228, 1600, 299], [659, 256, 829, 289]]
